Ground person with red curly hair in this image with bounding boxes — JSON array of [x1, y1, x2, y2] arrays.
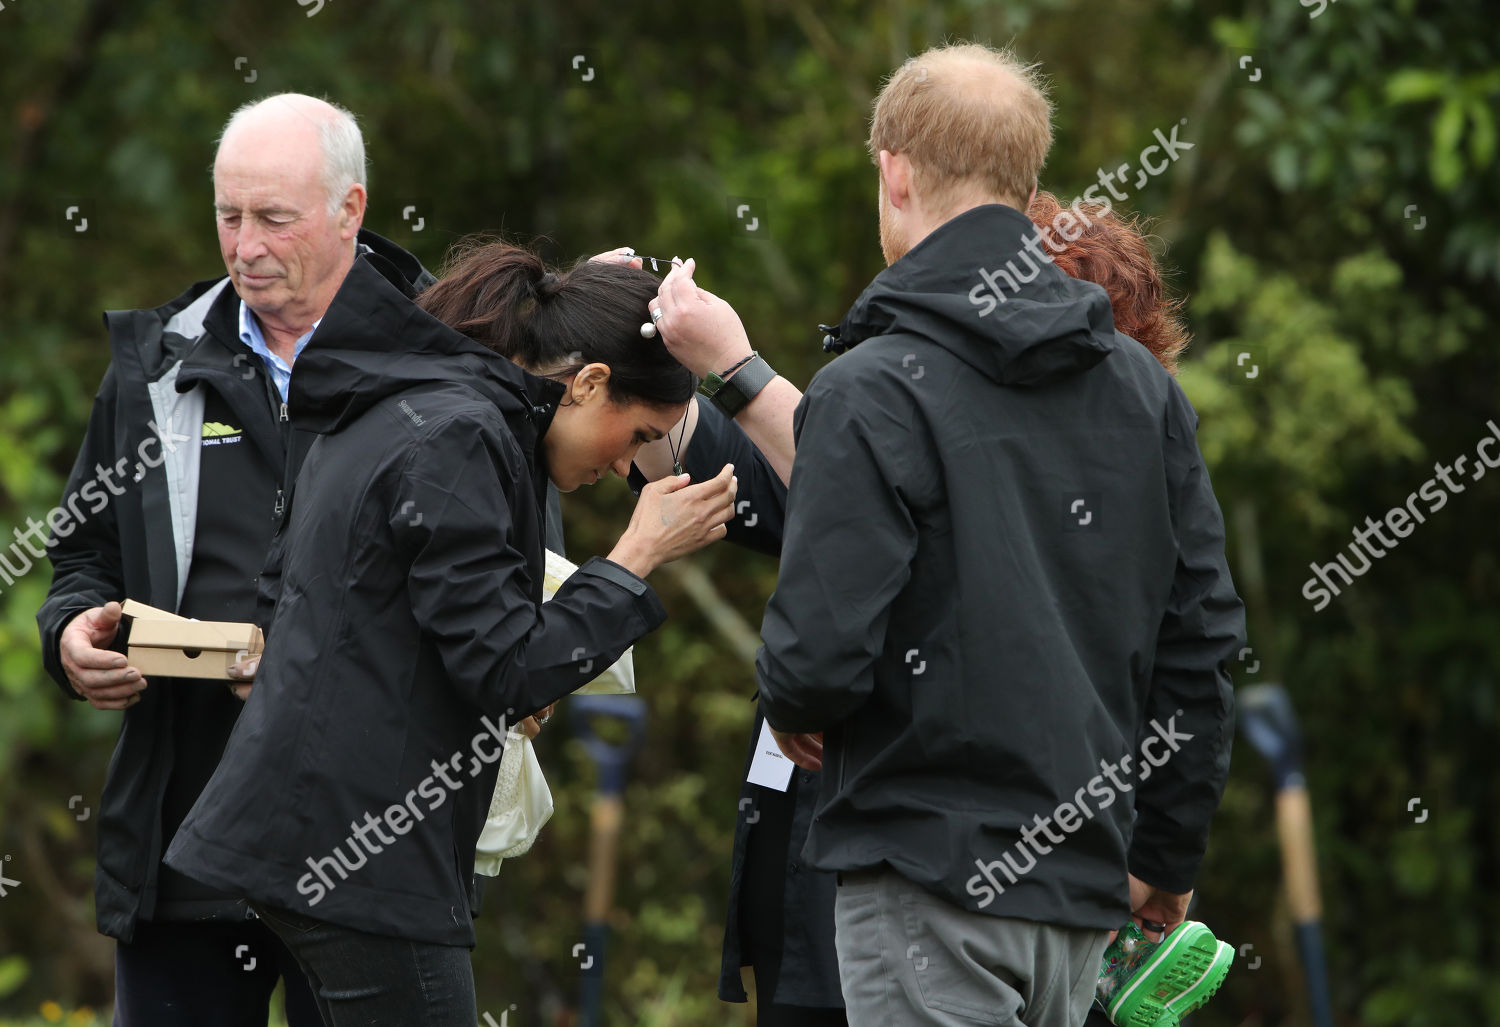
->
[[1027, 189, 1189, 375]]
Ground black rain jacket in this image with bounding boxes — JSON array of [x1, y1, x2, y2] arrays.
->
[[164, 249, 666, 946], [756, 203, 1243, 930], [36, 231, 431, 941]]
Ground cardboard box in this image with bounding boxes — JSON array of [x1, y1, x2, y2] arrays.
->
[[122, 599, 263, 680]]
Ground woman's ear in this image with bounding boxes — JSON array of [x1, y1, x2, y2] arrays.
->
[[569, 362, 613, 404]]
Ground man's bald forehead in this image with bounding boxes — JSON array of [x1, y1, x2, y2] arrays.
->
[[219, 94, 341, 146], [213, 93, 366, 215], [903, 48, 1040, 106]]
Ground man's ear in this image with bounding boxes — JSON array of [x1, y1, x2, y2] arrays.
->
[[879, 150, 911, 212], [1026, 181, 1038, 212], [339, 183, 368, 240]]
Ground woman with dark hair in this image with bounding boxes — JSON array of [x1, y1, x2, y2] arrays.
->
[[166, 240, 735, 1026], [417, 240, 709, 490]]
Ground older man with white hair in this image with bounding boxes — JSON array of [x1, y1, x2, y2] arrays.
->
[[38, 93, 434, 1026]]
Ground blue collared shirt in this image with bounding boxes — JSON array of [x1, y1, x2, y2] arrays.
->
[[239, 301, 319, 402]]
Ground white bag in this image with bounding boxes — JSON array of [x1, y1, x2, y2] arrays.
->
[[473, 550, 634, 875], [474, 726, 553, 876], [542, 549, 635, 695]]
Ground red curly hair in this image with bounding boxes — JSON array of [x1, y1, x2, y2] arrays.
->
[[1026, 190, 1188, 375]]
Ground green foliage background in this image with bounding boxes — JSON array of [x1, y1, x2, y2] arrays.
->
[[1, 0, 1496, 1024]]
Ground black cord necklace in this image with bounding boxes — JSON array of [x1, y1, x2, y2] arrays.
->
[[666, 404, 688, 476]]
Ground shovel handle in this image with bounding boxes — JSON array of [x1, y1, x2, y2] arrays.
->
[[584, 795, 624, 921], [1276, 784, 1322, 924]]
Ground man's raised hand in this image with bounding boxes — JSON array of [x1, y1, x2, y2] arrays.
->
[[588, 246, 645, 269], [650, 258, 753, 379]]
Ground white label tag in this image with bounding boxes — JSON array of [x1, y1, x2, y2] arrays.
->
[[746, 720, 795, 792]]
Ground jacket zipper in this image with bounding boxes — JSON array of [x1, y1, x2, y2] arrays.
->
[[837, 723, 849, 794], [275, 401, 290, 519]]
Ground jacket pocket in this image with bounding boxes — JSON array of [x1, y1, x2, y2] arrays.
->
[[251, 901, 322, 936]]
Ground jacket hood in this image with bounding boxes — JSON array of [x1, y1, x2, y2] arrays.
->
[[359, 227, 436, 295], [115, 230, 433, 378], [832, 203, 1115, 387], [288, 243, 564, 437]]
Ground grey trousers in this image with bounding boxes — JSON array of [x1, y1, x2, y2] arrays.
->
[[833, 868, 1110, 1027]]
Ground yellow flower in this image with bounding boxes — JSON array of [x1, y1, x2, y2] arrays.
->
[[40, 1001, 63, 1023]]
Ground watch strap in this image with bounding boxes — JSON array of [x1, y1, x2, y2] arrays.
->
[[700, 353, 776, 417]]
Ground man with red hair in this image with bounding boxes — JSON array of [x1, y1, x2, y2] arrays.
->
[[746, 43, 1243, 1026], [644, 46, 1241, 1027]]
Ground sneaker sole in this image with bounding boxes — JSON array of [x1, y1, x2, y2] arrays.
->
[[1165, 939, 1234, 1017], [1105, 924, 1232, 1027]]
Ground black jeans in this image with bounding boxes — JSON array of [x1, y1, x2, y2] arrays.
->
[[113, 917, 321, 1027], [251, 903, 477, 1027], [741, 784, 848, 1027]]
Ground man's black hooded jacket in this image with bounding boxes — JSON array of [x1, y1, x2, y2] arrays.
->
[[756, 203, 1243, 929]]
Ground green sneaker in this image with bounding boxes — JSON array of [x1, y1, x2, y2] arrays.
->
[[1097, 920, 1233, 1026]]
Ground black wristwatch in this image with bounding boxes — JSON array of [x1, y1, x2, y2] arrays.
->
[[699, 353, 777, 418]]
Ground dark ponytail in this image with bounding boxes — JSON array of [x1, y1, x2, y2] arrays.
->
[[415, 237, 694, 408]]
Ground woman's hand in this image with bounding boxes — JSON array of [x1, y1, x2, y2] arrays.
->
[[607, 463, 737, 577], [226, 655, 259, 702], [519, 704, 556, 740]]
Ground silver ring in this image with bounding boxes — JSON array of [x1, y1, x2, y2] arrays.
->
[[650, 307, 665, 323]]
